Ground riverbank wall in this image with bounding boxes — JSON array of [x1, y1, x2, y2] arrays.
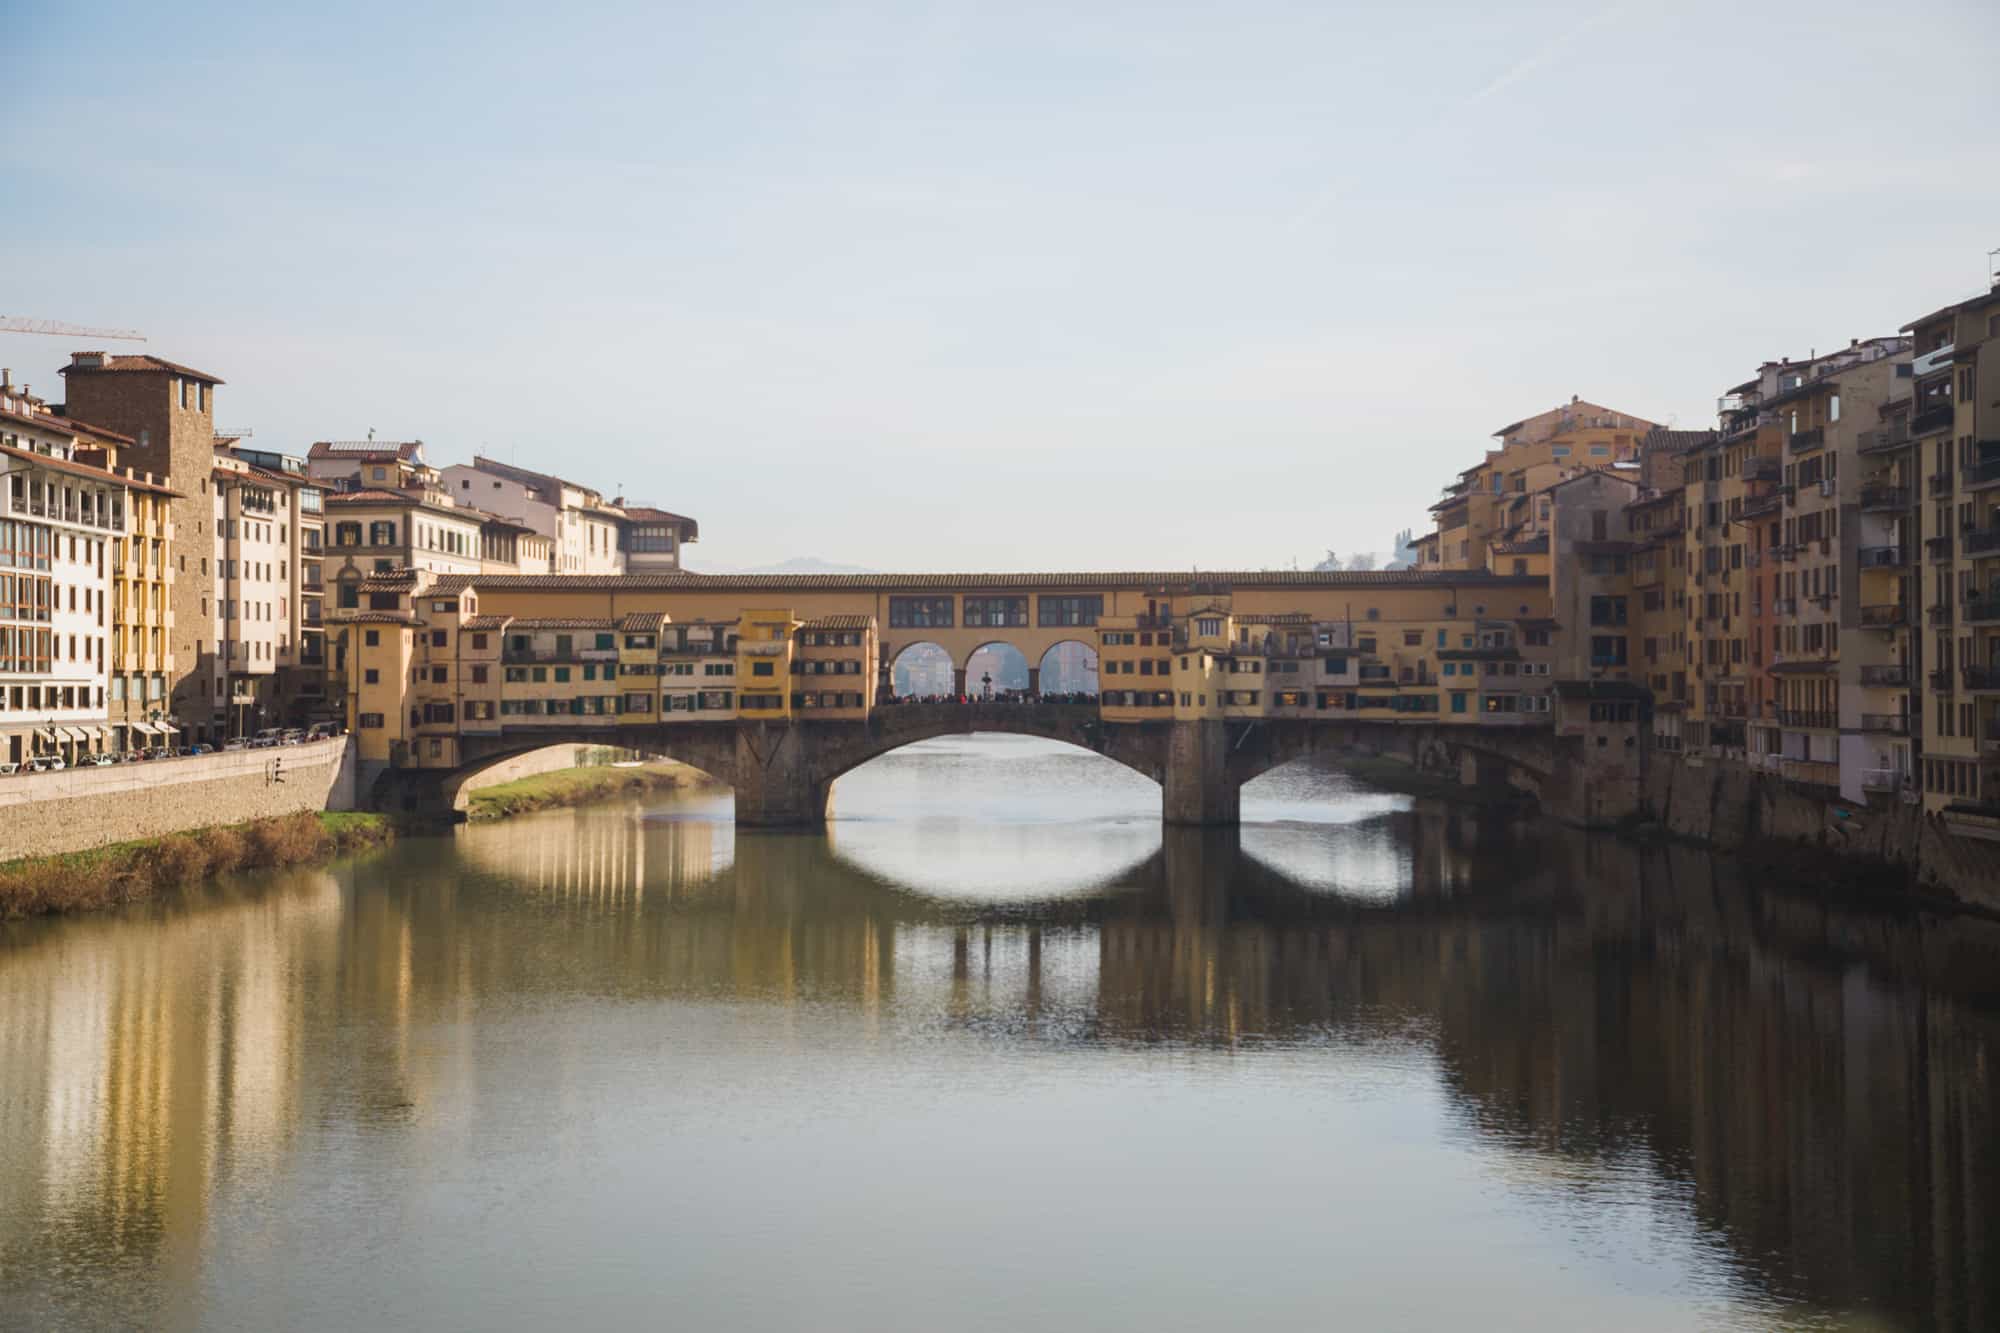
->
[[1638, 753, 2000, 914], [0, 738, 357, 861]]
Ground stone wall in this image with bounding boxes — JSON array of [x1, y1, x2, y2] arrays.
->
[[0, 738, 356, 860], [1641, 753, 2000, 913]]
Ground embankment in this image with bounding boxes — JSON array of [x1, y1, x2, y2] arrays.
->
[[0, 737, 356, 861], [0, 810, 393, 920]]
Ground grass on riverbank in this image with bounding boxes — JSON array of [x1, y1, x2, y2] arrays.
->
[[0, 810, 394, 920], [465, 760, 705, 821]]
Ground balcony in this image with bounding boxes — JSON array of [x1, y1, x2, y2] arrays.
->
[[1931, 472, 1956, 497], [1859, 713, 1910, 735], [1964, 667, 2000, 692], [1967, 459, 2000, 492], [1858, 545, 1909, 569], [1859, 485, 1910, 513], [1742, 456, 1782, 483], [1931, 668, 1957, 692], [1770, 543, 1799, 563], [1740, 493, 1782, 520], [1858, 663, 1911, 688], [1788, 426, 1825, 453], [1859, 603, 1907, 628], [1774, 597, 1798, 616], [1965, 595, 2000, 625], [1911, 403, 1955, 437], [503, 648, 620, 664], [1776, 709, 1836, 729], [1964, 527, 2000, 556], [1929, 602, 1956, 626], [1858, 422, 1912, 454], [1928, 535, 1956, 561], [1860, 768, 1907, 794]]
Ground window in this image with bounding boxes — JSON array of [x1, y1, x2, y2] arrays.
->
[[751, 660, 775, 677], [1588, 596, 1628, 626], [888, 596, 954, 629], [1197, 618, 1222, 636], [1589, 635, 1628, 666], [963, 596, 1028, 627], [364, 630, 380, 646], [359, 713, 383, 729], [470, 665, 488, 684], [1038, 595, 1103, 627]]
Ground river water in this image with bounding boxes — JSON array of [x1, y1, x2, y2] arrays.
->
[[2, 735, 1998, 1332]]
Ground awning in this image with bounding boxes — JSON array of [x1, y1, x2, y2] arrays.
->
[[156, 723, 181, 736], [130, 721, 158, 737], [34, 728, 55, 744], [61, 727, 88, 743]]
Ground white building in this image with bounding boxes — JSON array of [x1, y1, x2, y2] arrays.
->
[[440, 456, 627, 575], [0, 395, 124, 765]]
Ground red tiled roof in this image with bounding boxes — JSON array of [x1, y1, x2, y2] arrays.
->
[[618, 611, 667, 631], [60, 353, 224, 384], [501, 617, 618, 630], [326, 611, 417, 625], [0, 442, 177, 494], [462, 615, 512, 631], [799, 614, 873, 630], [0, 402, 138, 448], [309, 441, 423, 460], [618, 506, 700, 539], [421, 569, 1544, 595]]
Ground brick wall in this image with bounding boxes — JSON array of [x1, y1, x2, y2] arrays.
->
[[0, 738, 356, 859]]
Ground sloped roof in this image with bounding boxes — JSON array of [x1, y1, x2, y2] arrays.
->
[[419, 569, 1546, 595], [800, 614, 874, 630], [618, 611, 668, 631], [60, 353, 224, 384], [501, 617, 618, 630]]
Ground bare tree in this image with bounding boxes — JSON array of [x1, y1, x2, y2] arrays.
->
[[1313, 549, 1342, 571]]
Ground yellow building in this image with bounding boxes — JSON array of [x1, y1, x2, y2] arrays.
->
[[734, 609, 796, 719]]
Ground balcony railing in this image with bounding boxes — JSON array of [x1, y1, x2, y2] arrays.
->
[[1963, 667, 2000, 692], [1930, 603, 1956, 626], [1859, 713, 1910, 735], [1860, 768, 1906, 793], [1770, 543, 1800, 563], [1964, 595, 2000, 625], [1859, 603, 1907, 628], [1742, 456, 1782, 482], [1858, 545, 1908, 569], [1928, 535, 1956, 560], [1858, 663, 1911, 688], [1859, 485, 1910, 512], [1776, 709, 1836, 729], [1912, 403, 1955, 437], [1968, 460, 2000, 492], [1788, 426, 1825, 453], [1931, 668, 1957, 692], [1858, 422, 1912, 454], [1964, 527, 2000, 556], [1931, 472, 1956, 497]]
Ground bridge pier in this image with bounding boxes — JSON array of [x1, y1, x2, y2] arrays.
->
[[1163, 720, 1242, 826], [731, 722, 829, 826]]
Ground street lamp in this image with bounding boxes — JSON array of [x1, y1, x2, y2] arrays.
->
[[981, 670, 993, 700]]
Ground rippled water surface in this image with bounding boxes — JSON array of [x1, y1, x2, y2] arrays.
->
[[3, 735, 1999, 1332]]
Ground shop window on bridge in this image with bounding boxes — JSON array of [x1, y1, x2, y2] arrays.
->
[[889, 596, 954, 629], [751, 660, 775, 677], [1590, 636, 1628, 667], [963, 596, 1028, 628], [1041, 596, 1103, 628], [1588, 701, 1638, 722], [359, 713, 383, 728], [1273, 691, 1305, 708], [1589, 596, 1628, 626], [422, 702, 455, 724], [1484, 695, 1520, 713], [740, 695, 782, 711]]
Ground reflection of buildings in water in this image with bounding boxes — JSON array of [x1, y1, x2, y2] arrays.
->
[[455, 805, 731, 905], [0, 869, 345, 1319]]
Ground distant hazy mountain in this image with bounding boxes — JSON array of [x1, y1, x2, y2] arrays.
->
[[686, 556, 876, 576]]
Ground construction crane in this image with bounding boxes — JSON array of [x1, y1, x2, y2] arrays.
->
[[0, 316, 146, 341]]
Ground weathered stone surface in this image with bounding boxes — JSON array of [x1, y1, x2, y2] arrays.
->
[[0, 739, 356, 860]]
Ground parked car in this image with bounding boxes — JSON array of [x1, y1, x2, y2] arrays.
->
[[281, 728, 307, 744], [28, 757, 65, 773], [0, 762, 18, 776], [83, 754, 115, 767], [222, 740, 248, 751], [188, 743, 213, 756], [306, 722, 341, 740]]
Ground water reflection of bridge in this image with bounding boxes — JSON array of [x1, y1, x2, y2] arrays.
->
[[2, 813, 1999, 1328]]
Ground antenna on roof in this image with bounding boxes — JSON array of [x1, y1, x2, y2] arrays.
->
[[367, 428, 374, 441]]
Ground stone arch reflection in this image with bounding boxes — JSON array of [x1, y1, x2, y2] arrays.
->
[[454, 803, 734, 904]]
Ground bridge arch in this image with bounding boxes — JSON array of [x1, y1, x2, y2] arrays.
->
[[1035, 638, 1098, 698], [887, 640, 958, 698], [962, 640, 1030, 697]]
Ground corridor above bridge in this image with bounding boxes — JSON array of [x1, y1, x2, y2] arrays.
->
[[330, 566, 1651, 829]]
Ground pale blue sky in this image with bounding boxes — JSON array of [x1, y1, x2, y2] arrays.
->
[[7, 0, 1997, 571]]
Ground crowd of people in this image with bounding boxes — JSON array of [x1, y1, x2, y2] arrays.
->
[[876, 691, 1100, 706]]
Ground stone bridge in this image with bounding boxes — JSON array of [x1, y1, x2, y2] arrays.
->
[[373, 704, 1616, 827]]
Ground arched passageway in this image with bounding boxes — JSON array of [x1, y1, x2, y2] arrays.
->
[[889, 641, 956, 699], [965, 642, 1030, 699], [1037, 640, 1098, 699]]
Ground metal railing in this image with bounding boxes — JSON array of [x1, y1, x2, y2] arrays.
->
[[1860, 768, 1905, 793], [1928, 535, 1956, 560], [1963, 666, 2000, 691], [1966, 527, 2000, 556], [1859, 422, 1911, 453], [1859, 485, 1910, 512], [1788, 426, 1825, 452], [1858, 663, 1911, 688], [1859, 713, 1910, 735], [1858, 546, 1908, 568], [1912, 404, 1955, 437], [1776, 709, 1835, 729], [1858, 604, 1907, 628], [1931, 472, 1956, 496], [1968, 459, 2000, 491]]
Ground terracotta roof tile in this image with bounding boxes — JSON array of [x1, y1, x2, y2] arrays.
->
[[420, 569, 1543, 595], [618, 611, 667, 631], [799, 614, 874, 630], [0, 442, 176, 494], [60, 353, 223, 384], [462, 614, 513, 631], [500, 617, 619, 631]]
